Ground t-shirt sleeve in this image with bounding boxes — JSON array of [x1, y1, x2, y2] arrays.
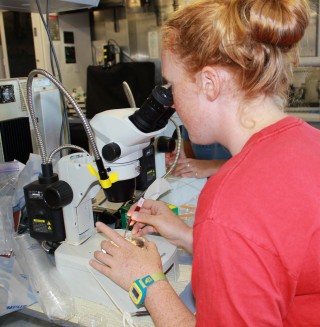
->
[[192, 220, 296, 326]]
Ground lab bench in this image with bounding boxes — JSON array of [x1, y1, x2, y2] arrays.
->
[[17, 262, 192, 327], [1, 176, 205, 327]]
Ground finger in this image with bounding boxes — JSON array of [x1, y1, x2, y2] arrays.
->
[[134, 225, 156, 237], [96, 222, 128, 247], [131, 221, 146, 233], [101, 240, 119, 255], [127, 202, 140, 216], [127, 199, 156, 217], [133, 198, 154, 210], [131, 210, 155, 225], [174, 161, 191, 173], [166, 160, 174, 167], [173, 168, 189, 177], [177, 157, 188, 165], [171, 169, 182, 177], [93, 249, 114, 266], [181, 171, 196, 178], [90, 257, 112, 276]]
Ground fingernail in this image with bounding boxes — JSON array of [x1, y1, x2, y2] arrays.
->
[[132, 212, 138, 219]]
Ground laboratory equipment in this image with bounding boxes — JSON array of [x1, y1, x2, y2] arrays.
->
[[21, 68, 180, 314], [23, 68, 109, 243], [53, 85, 179, 313], [25, 79, 176, 244], [90, 82, 175, 202], [0, 0, 100, 13], [0, 77, 64, 163]]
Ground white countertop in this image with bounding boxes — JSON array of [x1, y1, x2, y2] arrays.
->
[[285, 107, 320, 122], [22, 262, 192, 327]]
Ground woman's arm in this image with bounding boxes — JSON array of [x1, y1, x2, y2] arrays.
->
[[90, 223, 196, 327]]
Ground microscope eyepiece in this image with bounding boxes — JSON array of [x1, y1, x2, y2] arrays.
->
[[151, 84, 173, 107], [129, 84, 174, 133]]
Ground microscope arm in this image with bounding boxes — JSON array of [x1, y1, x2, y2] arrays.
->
[[57, 153, 100, 245]]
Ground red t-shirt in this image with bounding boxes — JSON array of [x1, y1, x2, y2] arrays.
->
[[192, 116, 320, 326]]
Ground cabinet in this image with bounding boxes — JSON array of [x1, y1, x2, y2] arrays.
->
[[287, 1, 320, 127], [299, 0, 320, 66]]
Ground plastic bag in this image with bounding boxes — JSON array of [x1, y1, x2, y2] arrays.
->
[[0, 256, 37, 316], [11, 153, 42, 211], [0, 163, 20, 257], [14, 234, 76, 322], [0, 162, 37, 316]]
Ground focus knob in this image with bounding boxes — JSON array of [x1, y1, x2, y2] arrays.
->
[[102, 142, 121, 162], [156, 136, 176, 153], [44, 180, 73, 209]]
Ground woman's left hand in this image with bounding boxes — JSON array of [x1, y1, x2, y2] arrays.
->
[[172, 158, 225, 178], [90, 222, 163, 291]]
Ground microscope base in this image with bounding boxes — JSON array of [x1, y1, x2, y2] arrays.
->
[[55, 230, 179, 313]]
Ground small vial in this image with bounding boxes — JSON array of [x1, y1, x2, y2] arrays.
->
[[124, 231, 145, 248]]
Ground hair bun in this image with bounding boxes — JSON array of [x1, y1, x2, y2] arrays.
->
[[244, 0, 309, 49]]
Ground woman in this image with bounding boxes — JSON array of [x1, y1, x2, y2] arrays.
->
[[90, 0, 319, 325]]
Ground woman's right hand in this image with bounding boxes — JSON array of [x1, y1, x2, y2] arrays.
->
[[127, 199, 193, 252]]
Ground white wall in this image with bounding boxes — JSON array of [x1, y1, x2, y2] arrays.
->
[[32, 11, 93, 94], [0, 12, 9, 78]]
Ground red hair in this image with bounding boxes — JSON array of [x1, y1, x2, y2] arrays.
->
[[162, 0, 310, 103]]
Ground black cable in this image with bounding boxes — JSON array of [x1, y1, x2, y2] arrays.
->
[[35, 0, 62, 81], [121, 51, 135, 62], [41, 241, 60, 255], [17, 205, 29, 234], [107, 38, 135, 62], [46, 0, 56, 78], [108, 38, 120, 47], [35, 0, 72, 149]]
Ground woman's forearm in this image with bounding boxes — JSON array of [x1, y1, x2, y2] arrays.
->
[[145, 280, 196, 327], [177, 225, 193, 254]]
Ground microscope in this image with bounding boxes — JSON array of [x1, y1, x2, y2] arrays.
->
[[55, 85, 180, 313], [52, 84, 176, 245], [23, 70, 179, 312]]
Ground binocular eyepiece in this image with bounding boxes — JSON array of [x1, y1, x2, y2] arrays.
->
[[129, 84, 175, 133]]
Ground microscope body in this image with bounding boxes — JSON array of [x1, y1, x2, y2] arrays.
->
[[90, 108, 167, 181], [25, 83, 175, 244], [22, 73, 180, 313], [57, 153, 100, 245], [59, 108, 170, 245]]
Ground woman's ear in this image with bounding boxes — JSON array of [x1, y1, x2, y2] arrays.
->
[[200, 67, 220, 101]]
